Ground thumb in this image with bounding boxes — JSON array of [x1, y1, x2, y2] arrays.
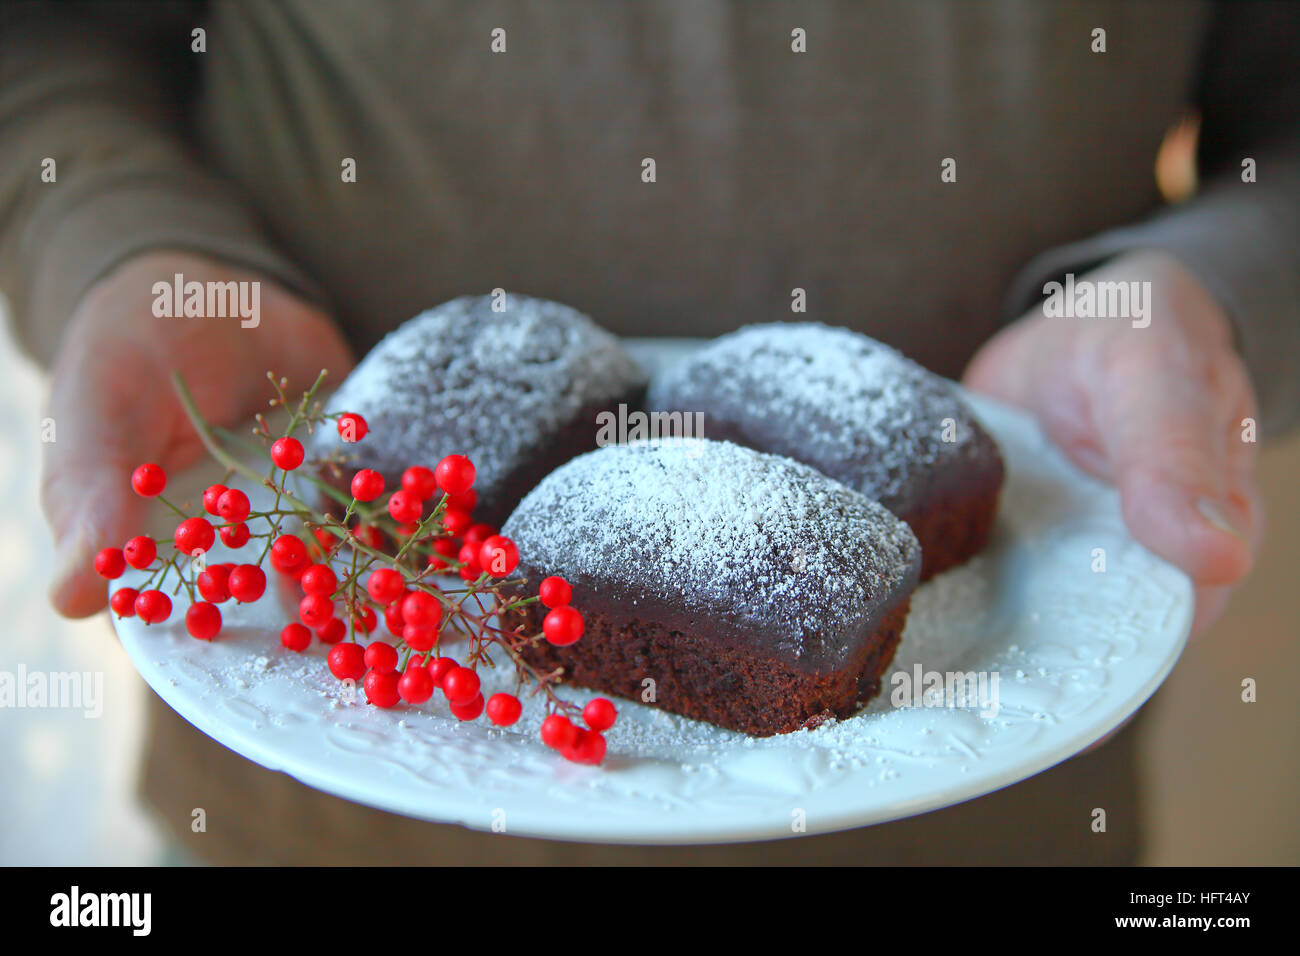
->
[[46, 460, 150, 619], [43, 344, 161, 618], [1096, 348, 1258, 588]]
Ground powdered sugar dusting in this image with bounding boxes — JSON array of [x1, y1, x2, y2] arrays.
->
[[311, 294, 645, 511], [503, 439, 920, 669], [646, 322, 984, 513]]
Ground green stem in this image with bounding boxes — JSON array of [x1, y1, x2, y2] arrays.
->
[[156, 494, 189, 519], [171, 371, 315, 516]]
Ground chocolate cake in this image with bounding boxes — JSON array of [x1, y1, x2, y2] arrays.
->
[[310, 295, 647, 525], [500, 439, 921, 736], [646, 323, 1003, 578]]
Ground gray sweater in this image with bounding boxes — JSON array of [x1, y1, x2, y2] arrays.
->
[[2, 0, 1297, 432]]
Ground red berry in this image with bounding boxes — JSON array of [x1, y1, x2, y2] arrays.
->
[[135, 589, 172, 624], [327, 642, 366, 681], [280, 622, 312, 651], [401, 591, 440, 628], [351, 523, 385, 549], [444, 488, 477, 513], [270, 535, 309, 574], [216, 488, 251, 523], [456, 542, 482, 581], [543, 605, 584, 646], [387, 489, 422, 524], [427, 656, 458, 688], [540, 714, 578, 750], [196, 564, 233, 603], [463, 523, 496, 547], [441, 506, 472, 537], [384, 599, 406, 636], [185, 602, 222, 640], [478, 535, 519, 577], [350, 469, 385, 502], [270, 436, 305, 470], [174, 517, 215, 555], [353, 606, 378, 634], [202, 484, 228, 515], [299, 563, 337, 596], [449, 692, 485, 721], [227, 564, 267, 603], [122, 535, 157, 570], [94, 548, 126, 580], [219, 522, 250, 548], [364, 641, 399, 673], [313, 527, 338, 553], [427, 537, 458, 572], [363, 568, 403, 605], [109, 587, 139, 618], [441, 666, 480, 706], [538, 576, 572, 609], [398, 665, 434, 704], [131, 463, 167, 497], [364, 669, 401, 708], [563, 729, 607, 765], [486, 693, 522, 727], [299, 593, 334, 629], [403, 623, 437, 651], [337, 412, 368, 443], [271, 534, 308, 564], [435, 455, 475, 495], [316, 617, 347, 645], [401, 466, 438, 500], [583, 697, 618, 732]]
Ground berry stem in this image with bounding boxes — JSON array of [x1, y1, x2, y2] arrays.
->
[[158, 369, 601, 759], [156, 494, 189, 520], [171, 371, 316, 517]]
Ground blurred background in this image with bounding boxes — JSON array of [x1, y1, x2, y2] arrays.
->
[[1, 0, 1297, 867], [1, 301, 1296, 865]]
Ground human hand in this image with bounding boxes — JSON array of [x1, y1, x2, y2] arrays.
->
[[44, 250, 354, 617], [964, 251, 1263, 637]]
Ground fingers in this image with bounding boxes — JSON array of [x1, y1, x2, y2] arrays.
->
[[45, 458, 148, 618], [965, 286, 1263, 616], [964, 316, 1114, 480], [1098, 345, 1259, 588], [41, 256, 353, 620], [1115, 470, 1254, 587], [1190, 584, 1235, 641], [43, 333, 160, 617], [962, 318, 1040, 405], [255, 289, 356, 395]]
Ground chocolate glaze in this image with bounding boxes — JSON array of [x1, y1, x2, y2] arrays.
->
[[501, 439, 921, 673], [645, 322, 1004, 576], [308, 295, 647, 525]]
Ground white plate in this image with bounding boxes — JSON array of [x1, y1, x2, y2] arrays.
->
[[112, 340, 1193, 844]]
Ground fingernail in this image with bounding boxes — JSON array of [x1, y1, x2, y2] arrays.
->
[[1196, 497, 1246, 540]]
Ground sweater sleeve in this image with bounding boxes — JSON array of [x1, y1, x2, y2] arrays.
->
[[0, 1, 324, 366], [1000, 0, 1300, 438]]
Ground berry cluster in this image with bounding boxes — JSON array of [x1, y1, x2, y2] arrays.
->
[[91, 370, 615, 764]]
